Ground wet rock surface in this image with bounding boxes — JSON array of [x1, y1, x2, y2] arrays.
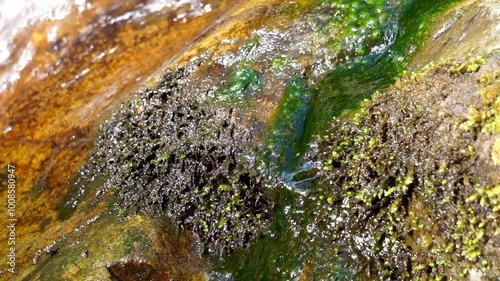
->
[[411, 0, 500, 70], [23, 215, 207, 280], [0, 0, 242, 278], [75, 66, 273, 256], [218, 54, 499, 281], [0, 0, 499, 280], [309, 55, 500, 279]]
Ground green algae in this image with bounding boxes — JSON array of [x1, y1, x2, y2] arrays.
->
[[219, 67, 264, 102], [170, 0, 444, 184], [267, 75, 312, 172], [310, 58, 500, 279], [246, 0, 464, 179], [302, 0, 462, 145], [212, 54, 500, 280], [206, 1, 476, 279], [214, 188, 349, 281], [50, 0, 495, 280]]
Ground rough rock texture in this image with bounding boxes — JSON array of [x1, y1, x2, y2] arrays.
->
[[309, 55, 500, 280], [2, 0, 499, 280], [78, 66, 273, 257], [0, 1, 245, 279]]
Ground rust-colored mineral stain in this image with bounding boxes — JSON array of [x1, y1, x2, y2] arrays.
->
[[1, 0, 239, 141], [0, 0, 241, 276]]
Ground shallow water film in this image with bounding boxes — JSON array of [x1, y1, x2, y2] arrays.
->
[[0, 0, 499, 280]]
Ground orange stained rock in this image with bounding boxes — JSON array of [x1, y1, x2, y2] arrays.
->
[[0, 0, 242, 277]]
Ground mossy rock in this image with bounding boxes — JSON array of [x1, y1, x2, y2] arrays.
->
[[307, 54, 500, 279], [6, 0, 500, 280], [22, 215, 206, 281], [75, 66, 273, 257], [411, 0, 500, 69]]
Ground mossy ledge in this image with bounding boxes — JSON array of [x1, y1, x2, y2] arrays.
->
[[76, 65, 273, 257], [308, 54, 500, 279]]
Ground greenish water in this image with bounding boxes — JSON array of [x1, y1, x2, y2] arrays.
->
[[265, 0, 459, 180], [303, 0, 461, 146], [215, 0, 461, 279], [268, 76, 312, 173]]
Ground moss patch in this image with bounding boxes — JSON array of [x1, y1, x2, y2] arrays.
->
[[219, 67, 264, 102], [306, 56, 500, 279]]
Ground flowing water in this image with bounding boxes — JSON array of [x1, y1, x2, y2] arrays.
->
[[0, 0, 241, 277], [0, 0, 466, 280]]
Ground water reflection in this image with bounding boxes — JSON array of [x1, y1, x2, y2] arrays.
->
[[0, 0, 85, 65], [0, 0, 233, 138]]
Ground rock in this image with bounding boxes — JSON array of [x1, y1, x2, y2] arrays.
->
[[411, 0, 500, 69], [1, 0, 499, 280], [0, 1, 241, 279], [76, 66, 274, 257], [214, 0, 500, 279], [310, 54, 500, 279], [64, 0, 406, 263], [22, 215, 206, 280]]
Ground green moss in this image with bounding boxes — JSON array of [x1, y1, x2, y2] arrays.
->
[[221, 67, 263, 101], [305, 58, 500, 279], [493, 138, 500, 166], [267, 75, 312, 172]]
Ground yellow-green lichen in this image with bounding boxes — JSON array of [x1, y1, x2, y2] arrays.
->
[[493, 138, 500, 166], [309, 56, 500, 279]]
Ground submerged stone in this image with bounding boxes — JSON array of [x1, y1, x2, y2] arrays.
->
[[23, 215, 206, 280]]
